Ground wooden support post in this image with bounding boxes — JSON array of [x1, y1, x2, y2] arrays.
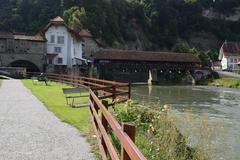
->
[[94, 92, 99, 129], [121, 123, 136, 160], [128, 83, 131, 99], [101, 100, 109, 156], [72, 76, 74, 86]]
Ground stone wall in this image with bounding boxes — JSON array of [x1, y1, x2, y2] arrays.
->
[[0, 33, 46, 72]]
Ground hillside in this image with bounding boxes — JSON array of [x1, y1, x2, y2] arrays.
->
[[1, 0, 240, 53]]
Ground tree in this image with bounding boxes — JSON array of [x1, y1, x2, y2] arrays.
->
[[63, 7, 87, 31]]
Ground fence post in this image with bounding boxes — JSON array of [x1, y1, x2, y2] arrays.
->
[[112, 85, 116, 102], [94, 92, 99, 129], [102, 100, 109, 156], [121, 123, 136, 160]]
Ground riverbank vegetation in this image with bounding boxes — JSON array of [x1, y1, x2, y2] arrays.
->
[[112, 101, 216, 160], [209, 78, 240, 89]]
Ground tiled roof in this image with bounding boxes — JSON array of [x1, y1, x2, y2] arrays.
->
[[79, 29, 92, 38], [41, 16, 82, 40], [95, 49, 201, 63], [51, 16, 64, 23], [14, 35, 46, 42], [221, 42, 240, 56], [0, 31, 14, 39]]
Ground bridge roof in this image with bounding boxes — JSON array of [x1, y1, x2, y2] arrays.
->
[[95, 49, 201, 63]]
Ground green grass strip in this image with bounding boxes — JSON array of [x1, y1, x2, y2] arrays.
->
[[210, 78, 240, 89], [22, 79, 101, 157]]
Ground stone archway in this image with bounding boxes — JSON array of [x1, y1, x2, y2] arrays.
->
[[8, 60, 40, 72]]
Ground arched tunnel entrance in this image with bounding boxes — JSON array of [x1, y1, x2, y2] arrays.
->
[[8, 60, 40, 72]]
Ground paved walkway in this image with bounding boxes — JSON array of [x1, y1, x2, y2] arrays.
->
[[0, 80, 94, 160], [217, 71, 240, 78]]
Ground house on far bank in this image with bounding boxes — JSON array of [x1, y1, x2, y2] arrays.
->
[[219, 41, 240, 71], [79, 29, 99, 61], [40, 16, 87, 74]]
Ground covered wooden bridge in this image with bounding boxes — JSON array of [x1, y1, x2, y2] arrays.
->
[[94, 49, 201, 83]]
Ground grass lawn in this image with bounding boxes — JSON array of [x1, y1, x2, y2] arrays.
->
[[209, 78, 240, 89], [0, 80, 2, 87], [22, 79, 98, 155]]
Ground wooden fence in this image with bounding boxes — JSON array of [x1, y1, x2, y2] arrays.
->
[[27, 72, 146, 160], [28, 72, 131, 104], [90, 90, 146, 160]]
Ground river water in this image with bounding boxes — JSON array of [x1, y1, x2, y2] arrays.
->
[[131, 85, 240, 160]]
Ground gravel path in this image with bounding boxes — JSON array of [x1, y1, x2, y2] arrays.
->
[[0, 80, 94, 160]]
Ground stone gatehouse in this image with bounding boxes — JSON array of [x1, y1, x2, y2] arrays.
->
[[0, 31, 46, 72]]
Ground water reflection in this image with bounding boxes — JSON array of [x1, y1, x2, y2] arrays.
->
[[132, 85, 240, 160]]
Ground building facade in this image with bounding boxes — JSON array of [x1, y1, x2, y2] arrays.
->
[[40, 16, 86, 74], [79, 29, 99, 60], [219, 41, 240, 71], [0, 31, 46, 72]]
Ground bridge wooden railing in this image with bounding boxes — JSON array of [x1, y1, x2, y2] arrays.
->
[[27, 72, 146, 160]]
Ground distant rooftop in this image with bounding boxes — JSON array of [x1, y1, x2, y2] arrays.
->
[[221, 41, 240, 56], [95, 49, 201, 63]]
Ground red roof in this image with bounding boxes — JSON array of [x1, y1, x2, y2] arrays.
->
[[221, 42, 240, 56], [95, 49, 201, 63], [41, 16, 81, 40]]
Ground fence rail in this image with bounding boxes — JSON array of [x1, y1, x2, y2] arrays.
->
[[90, 90, 146, 160], [27, 72, 146, 160], [28, 72, 131, 103]]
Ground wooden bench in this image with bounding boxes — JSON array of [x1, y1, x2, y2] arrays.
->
[[62, 87, 89, 108], [31, 76, 48, 85]]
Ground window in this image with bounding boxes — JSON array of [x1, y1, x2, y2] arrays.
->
[[230, 58, 233, 63], [54, 47, 61, 53], [57, 36, 64, 44], [50, 35, 55, 43], [234, 58, 237, 63], [57, 58, 63, 64], [49, 59, 53, 64]]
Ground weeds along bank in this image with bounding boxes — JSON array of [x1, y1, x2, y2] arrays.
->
[[112, 101, 218, 160], [209, 78, 240, 89]]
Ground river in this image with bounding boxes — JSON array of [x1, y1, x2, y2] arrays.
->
[[131, 85, 240, 160]]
